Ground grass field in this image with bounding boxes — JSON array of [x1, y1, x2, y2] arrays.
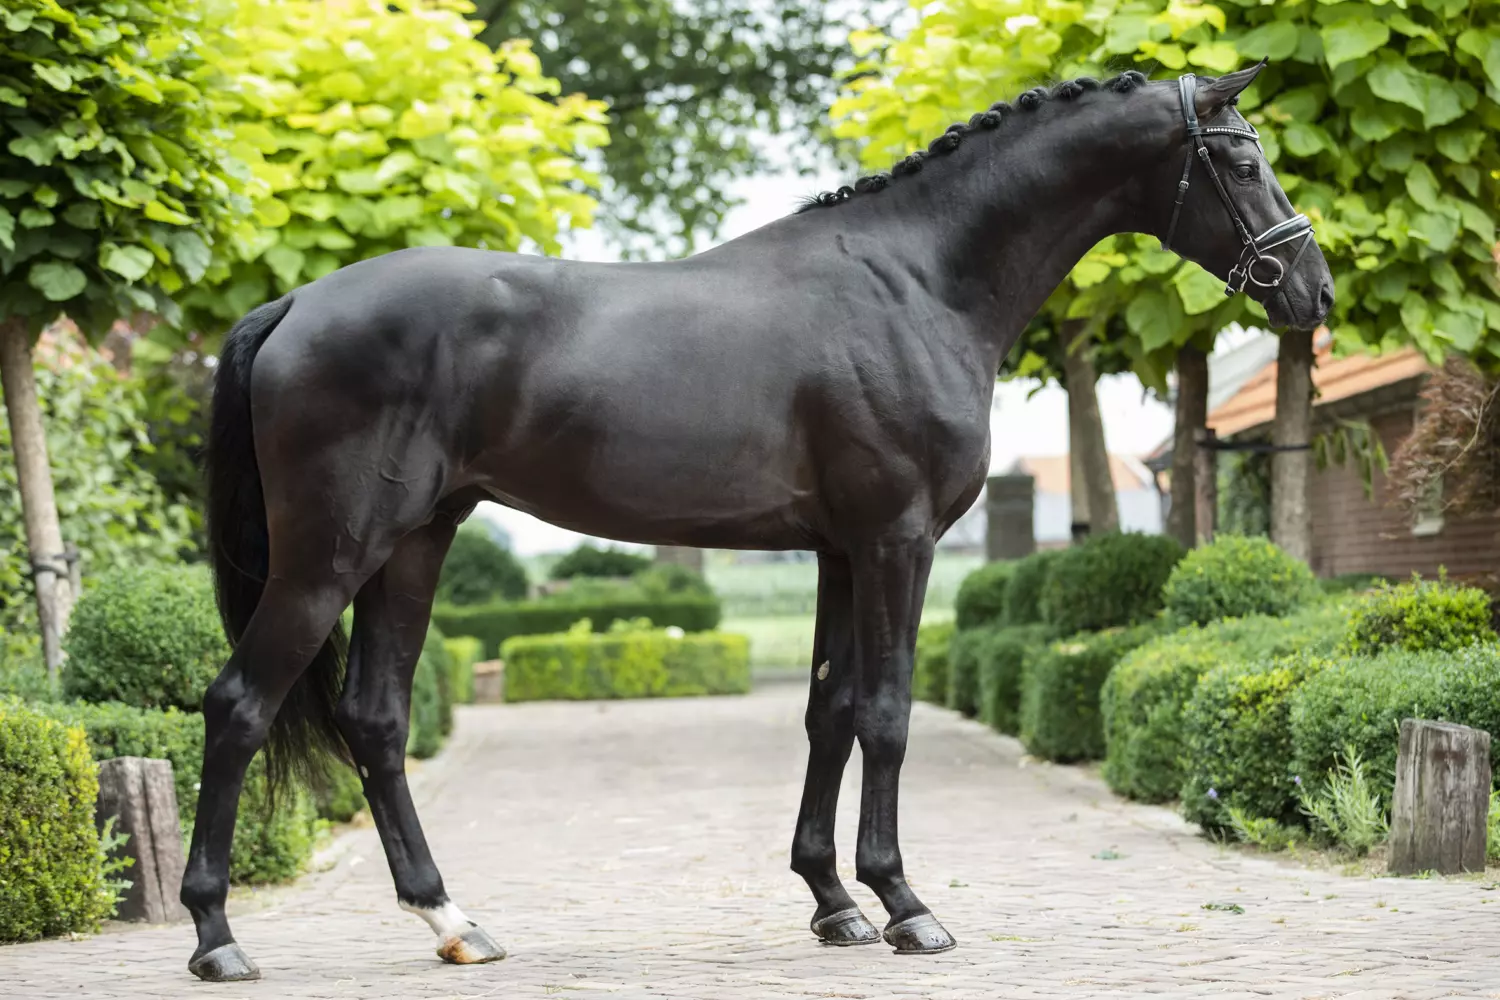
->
[[711, 552, 974, 672]]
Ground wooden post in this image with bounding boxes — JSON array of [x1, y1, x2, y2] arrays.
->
[[1388, 719, 1491, 876], [1194, 428, 1217, 545], [985, 474, 1036, 561], [95, 757, 190, 923]]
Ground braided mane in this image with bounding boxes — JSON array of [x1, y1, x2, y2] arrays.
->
[[798, 70, 1150, 213]]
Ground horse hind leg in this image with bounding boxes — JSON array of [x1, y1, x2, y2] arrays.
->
[[336, 514, 505, 966], [791, 553, 881, 946], [181, 567, 372, 982]]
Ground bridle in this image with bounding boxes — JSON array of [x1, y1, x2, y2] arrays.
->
[[1161, 73, 1315, 299]]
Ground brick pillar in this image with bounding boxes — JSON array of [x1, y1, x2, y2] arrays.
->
[[986, 474, 1036, 561]]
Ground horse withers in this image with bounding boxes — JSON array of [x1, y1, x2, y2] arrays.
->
[[180, 63, 1332, 981]]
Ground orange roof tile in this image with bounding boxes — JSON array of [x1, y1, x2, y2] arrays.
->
[[1008, 454, 1153, 495], [1207, 338, 1432, 437]]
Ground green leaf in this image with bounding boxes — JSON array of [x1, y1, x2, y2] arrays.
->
[[1367, 59, 1426, 113], [143, 200, 193, 225], [1349, 102, 1405, 142], [7, 133, 57, 167], [264, 244, 305, 288], [163, 232, 211, 283], [1173, 265, 1227, 315], [18, 207, 53, 229], [28, 260, 87, 301], [99, 243, 154, 281], [1434, 128, 1485, 163], [1281, 122, 1326, 158], [1186, 42, 1240, 74], [1404, 162, 1440, 211], [1234, 21, 1299, 61], [1456, 28, 1500, 91], [33, 64, 72, 91], [1434, 308, 1483, 352], [1321, 19, 1390, 69], [1455, 201, 1495, 243], [62, 202, 99, 229], [0, 206, 13, 252], [1410, 212, 1459, 252]]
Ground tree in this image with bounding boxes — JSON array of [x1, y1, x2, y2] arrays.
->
[[832, 0, 1500, 552], [165, 0, 610, 337], [550, 543, 653, 580], [436, 523, 529, 605], [0, 0, 241, 677], [471, 0, 887, 258]]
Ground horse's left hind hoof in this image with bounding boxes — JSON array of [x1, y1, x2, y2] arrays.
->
[[811, 907, 882, 946], [883, 913, 957, 954], [437, 924, 507, 965], [188, 942, 261, 982]]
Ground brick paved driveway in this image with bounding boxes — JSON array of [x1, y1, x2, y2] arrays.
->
[[5, 681, 1499, 999]]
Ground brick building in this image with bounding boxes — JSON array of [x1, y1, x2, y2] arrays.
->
[[1207, 334, 1499, 588]]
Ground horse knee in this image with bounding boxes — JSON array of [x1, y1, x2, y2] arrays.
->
[[804, 687, 855, 744], [201, 675, 274, 755], [854, 692, 911, 766]]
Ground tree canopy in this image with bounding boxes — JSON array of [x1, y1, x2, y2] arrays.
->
[[0, 0, 243, 341], [831, 0, 1500, 382], [472, 0, 884, 258]]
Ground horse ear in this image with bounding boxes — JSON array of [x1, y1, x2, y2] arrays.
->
[[1193, 60, 1266, 119]]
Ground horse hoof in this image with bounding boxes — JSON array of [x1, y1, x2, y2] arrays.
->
[[883, 913, 957, 954], [437, 924, 507, 965], [188, 942, 261, 982], [811, 907, 882, 946]]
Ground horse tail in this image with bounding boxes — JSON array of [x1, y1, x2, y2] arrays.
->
[[206, 294, 348, 796]]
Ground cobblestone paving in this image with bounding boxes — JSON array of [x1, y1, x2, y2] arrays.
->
[[5, 682, 1500, 999]]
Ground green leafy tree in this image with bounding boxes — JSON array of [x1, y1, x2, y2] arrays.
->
[[0, 334, 194, 639], [833, 0, 1500, 556], [472, 0, 888, 257], [163, 0, 609, 336], [0, 0, 242, 676], [550, 543, 653, 580], [436, 523, 530, 605]]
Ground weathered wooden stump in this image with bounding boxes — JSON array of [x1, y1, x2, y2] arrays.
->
[[472, 659, 504, 704], [95, 757, 190, 923], [1388, 719, 1491, 876]]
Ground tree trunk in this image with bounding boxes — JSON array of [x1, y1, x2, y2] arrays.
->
[[1062, 321, 1119, 537], [0, 318, 74, 683], [1167, 346, 1208, 549], [1271, 329, 1314, 564]]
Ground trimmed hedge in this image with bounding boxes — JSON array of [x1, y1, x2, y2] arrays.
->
[[1180, 653, 1325, 833], [62, 564, 227, 712], [1039, 533, 1184, 636], [501, 627, 750, 702], [1291, 643, 1500, 811], [432, 595, 722, 659], [1342, 575, 1496, 656], [975, 623, 1053, 735], [1002, 550, 1059, 626], [913, 621, 955, 706], [408, 628, 448, 759], [1162, 535, 1317, 626], [946, 628, 985, 717], [0, 700, 113, 942], [954, 562, 1013, 630], [1101, 600, 1353, 804], [1019, 623, 1162, 763], [443, 635, 483, 705]]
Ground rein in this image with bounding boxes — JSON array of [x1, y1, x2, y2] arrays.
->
[[1161, 73, 1315, 298]]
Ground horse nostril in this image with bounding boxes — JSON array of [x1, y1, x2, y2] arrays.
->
[[1317, 282, 1334, 316]]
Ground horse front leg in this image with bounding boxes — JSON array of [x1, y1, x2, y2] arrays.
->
[[791, 553, 880, 946], [850, 534, 956, 954]]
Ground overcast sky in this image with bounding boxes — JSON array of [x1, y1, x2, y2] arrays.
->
[[480, 166, 1177, 556]]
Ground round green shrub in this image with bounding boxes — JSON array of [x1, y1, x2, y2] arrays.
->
[[436, 523, 529, 605], [63, 564, 227, 711], [1019, 622, 1163, 763], [1162, 535, 1317, 626], [0, 700, 114, 942], [945, 629, 985, 717], [1343, 574, 1496, 655], [954, 562, 1013, 630], [314, 762, 367, 824], [1181, 653, 1328, 832], [1040, 533, 1185, 635], [550, 543, 652, 580], [1101, 600, 1354, 805], [1002, 550, 1060, 627], [407, 629, 447, 759], [1291, 643, 1500, 812], [975, 623, 1053, 736]]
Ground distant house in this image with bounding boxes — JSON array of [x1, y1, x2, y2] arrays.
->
[[1003, 454, 1163, 548], [1198, 334, 1498, 587]]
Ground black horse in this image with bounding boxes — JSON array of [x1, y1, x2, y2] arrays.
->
[[181, 64, 1332, 981]]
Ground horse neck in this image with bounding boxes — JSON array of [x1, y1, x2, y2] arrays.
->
[[844, 103, 1164, 370]]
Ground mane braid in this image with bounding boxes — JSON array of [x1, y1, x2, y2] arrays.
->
[[797, 70, 1146, 214]]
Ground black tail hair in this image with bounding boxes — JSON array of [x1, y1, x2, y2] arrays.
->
[[206, 295, 349, 798]]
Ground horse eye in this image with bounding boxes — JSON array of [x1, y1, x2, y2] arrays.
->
[[1233, 164, 1256, 181]]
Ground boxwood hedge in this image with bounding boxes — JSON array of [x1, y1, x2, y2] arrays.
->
[[501, 626, 750, 702]]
